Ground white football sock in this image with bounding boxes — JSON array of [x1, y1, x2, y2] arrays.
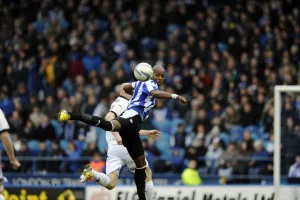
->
[[0, 194, 4, 200], [145, 180, 155, 200], [92, 169, 110, 187]]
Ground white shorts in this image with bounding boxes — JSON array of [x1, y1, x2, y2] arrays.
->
[[106, 144, 136, 175], [0, 109, 10, 133], [106, 145, 148, 175]]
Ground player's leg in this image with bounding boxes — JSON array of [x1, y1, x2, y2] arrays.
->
[[0, 168, 7, 200], [127, 158, 155, 200], [145, 166, 155, 200], [58, 110, 122, 131], [116, 116, 147, 200], [80, 164, 117, 189], [80, 145, 124, 190], [130, 151, 147, 200]]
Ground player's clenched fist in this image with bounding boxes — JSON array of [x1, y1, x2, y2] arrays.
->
[[176, 95, 187, 104]]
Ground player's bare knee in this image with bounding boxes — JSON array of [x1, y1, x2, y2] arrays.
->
[[110, 120, 121, 131], [106, 184, 115, 190]]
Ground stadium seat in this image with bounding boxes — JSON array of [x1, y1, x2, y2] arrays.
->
[[152, 119, 172, 134], [156, 134, 171, 159], [28, 140, 40, 152], [60, 140, 69, 152], [229, 125, 244, 142], [45, 140, 52, 151], [97, 129, 107, 154], [74, 140, 85, 153], [51, 120, 63, 138], [220, 133, 230, 146], [185, 125, 193, 134], [62, 79, 74, 96], [170, 118, 185, 135]]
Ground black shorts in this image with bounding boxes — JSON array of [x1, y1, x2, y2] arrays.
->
[[116, 114, 144, 160]]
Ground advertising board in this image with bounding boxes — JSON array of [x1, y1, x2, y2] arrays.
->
[[3, 187, 85, 200], [85, 186, 300, 200]]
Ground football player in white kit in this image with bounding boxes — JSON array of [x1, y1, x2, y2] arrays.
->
[[78, 92, 160, 200], [0, 109, 21, 200]]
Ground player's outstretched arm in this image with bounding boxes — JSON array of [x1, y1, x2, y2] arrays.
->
[[0, 131, 20, 169], [150, 90, 187, 104], [139, 130, 162, 140]]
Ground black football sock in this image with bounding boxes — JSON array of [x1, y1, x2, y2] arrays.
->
[[70, 113, 113, 131], [134, 167, 146, 200]]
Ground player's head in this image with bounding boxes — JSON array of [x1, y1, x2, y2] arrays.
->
[[152, 65, 165, 85]]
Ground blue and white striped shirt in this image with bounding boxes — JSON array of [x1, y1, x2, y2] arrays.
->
[[127, 80, 158, 120]]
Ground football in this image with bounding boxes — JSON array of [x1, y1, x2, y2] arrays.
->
[[134, 62, 153, 82]]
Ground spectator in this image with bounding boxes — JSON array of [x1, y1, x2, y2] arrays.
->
[[219, 142, 240, 172], [29, 106, 44, 128], [182, 160, 202, 185], [81, 142, 99, 158], [266, 133, 274, 156], [235, 141, 252, 176], [242, 130, 254, 152], [145, 138, 161, 157], [249, 140, 269, 175], [34, 115, 56, 141], [90, 152, 105, 174], [171, 124, 187, 148], [288, 155, 300, 178], [62, 142, 80, 173], [184, 99, 200, 126], [48, 141, 66, 172], [239, 103, 256, 127], [68, 53, 85, 79], [16, 141, 32, 172], [20, 120, 35, 140], [282, 117, 300, 172], [221, 106, 239, 131], [205, 126, 226, 150], [37, 141, 48, 173], [42, 96, 59, 119], [82, 49, 101, 74], [62, 121, 80, 141], [8, 111, 23, 133], [0, 92, 14, 115], [206, 139, 224, 174], [167, 148, 184, 173], [152, 100, 172, 131], [193, 109, 211, 133]]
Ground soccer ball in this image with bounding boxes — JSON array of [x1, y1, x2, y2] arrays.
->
[[134, 62, 153, 82]]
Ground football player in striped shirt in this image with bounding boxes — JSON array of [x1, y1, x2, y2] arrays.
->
[[58, 65, 187, 200]]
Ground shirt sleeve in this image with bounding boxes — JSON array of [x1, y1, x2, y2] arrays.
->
[[142, 80, 158, 95], [109, 98, 129, 117]]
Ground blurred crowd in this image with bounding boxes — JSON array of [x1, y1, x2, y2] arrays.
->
[[1, 0, 300, 181]]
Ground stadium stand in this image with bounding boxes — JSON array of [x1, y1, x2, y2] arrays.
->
[[0, 0, 300, 184]]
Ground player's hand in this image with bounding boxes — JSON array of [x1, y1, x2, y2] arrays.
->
[[176, 95, 187, 104], [112, 132, 123, 144], [10, 159, 21, 169], [148, 130, 162, 140]]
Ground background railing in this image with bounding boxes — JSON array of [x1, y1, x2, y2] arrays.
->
[[3, 156, 298, 186]]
